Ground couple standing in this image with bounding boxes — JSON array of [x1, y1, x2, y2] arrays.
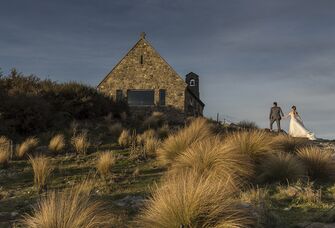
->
[[269, 102, 316, 140]]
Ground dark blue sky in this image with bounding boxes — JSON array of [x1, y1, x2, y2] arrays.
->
[[1, 0, 335, 138]]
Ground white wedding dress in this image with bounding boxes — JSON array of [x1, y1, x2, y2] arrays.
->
[[287, 112, 316, 140]]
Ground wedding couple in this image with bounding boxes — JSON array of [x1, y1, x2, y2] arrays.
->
[[269, 102, 316, 140]]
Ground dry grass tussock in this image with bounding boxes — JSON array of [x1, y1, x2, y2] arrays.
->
[[276, 181, 322, 204], [271, 134, 308, 153], [48, 134, 65, 153], [136, 129, 157, 145], [71, 132, 90, 155], [157, 118, 212, 166], [171, 137, 254, 184], [96, 151, 116, 178], [257, 152, 305, 183], [0, 136, 11, 167], [143, 137, 161, 157], [297, 146, 335, 181], [224, 131, 273, 161], [118, 129, 132, 147], [137, 170, 253, 228], [16, 136, 39, 158], [21, 180, 116, 228], [108, 122, 123, 138], [29, 155, 53, 192]]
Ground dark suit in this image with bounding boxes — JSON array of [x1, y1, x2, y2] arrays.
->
[[270, 106, 284, 131]]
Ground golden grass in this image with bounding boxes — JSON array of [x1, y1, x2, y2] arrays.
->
[[224, 131, 273, 161], [257, 152, 305, 183], [21, 181, 116, 227], [271, 134, 308, 153], [136, 129, 157, 145], [96, 151, 116, 178], [118, 129, 132, 147], [16, 136, 39, 158], [143, 137, 161, 157], [157, 118, 212, 166], [276, 181, 322, 204], [297, 146, 335, 181], [71, 133, 90, 155], [137, 170, 253, 228], [0, 136, 11, 167], [48, 134, 65, 153], [108, 122, 123, 138], [171, 137, 254, 184], [29, 155, 53, 192]]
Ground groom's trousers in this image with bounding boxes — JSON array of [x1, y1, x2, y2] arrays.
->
[[270, 119, 281, 131]]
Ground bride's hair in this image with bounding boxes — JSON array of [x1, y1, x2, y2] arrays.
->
[[291, 106, 298, 115]]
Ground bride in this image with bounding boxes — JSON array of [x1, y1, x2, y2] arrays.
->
[[285, 106, 316, 140]]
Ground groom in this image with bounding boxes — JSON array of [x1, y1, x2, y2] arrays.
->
[[269, 102, 284, 132]]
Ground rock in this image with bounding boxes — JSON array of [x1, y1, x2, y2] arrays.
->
[[114, 195, 144, 208], [10, 212, 18, 217]]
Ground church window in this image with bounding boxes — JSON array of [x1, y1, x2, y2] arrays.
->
[[140, 55, 144, 64]]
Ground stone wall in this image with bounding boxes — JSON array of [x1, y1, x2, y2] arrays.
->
[[98, 38, 187, 114]]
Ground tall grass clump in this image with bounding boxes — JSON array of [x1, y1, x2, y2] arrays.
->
[[0, 136, 11, 168], [224, 131, 273, 161], [143, 137, 161, 157], [16, 136, 39, 158], [157, 118, 212, 166], [297, 147, 335, 181], [71, 132, 90, 155], [137, 171, 253, 228], [48, 134, 65, 153], [21, 181, 115, 227], [96, 151, 116, 179], [118, 129, 132, 147], [171, 137, 254, 183], [29, 155, 53, 192], [271, 134, 308, 153], [257, 152, 305, 183]]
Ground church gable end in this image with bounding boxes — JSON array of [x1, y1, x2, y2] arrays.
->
[[98, 35, 187, 112]]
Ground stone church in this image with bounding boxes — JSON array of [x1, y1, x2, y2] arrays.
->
[[97, 33, 205, 120]]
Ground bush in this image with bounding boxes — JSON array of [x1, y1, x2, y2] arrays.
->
[[0, 70, 128, 136], [171, 137, 254, 184], [118, 129, 132, 147], [157, 118, 212, 166], [108, 123, 123, 138], [96, 151, 116, 179], [48, 134, 66, 153], [16, 136, 39, 158], [0, 136, 11, 167], [224, 131, 273, 161], [29, 155, 53, 192], [297, 147, 335, 181], [142, 112, 165, 130], [257, 152, 305, 183], [71, 133, 90, 155], [137, 171, 253, 228], [271, 134, 308, 153], [237, 120, 259, 130], [21, 181, 116, 227]]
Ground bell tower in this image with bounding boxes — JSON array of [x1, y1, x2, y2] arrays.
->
[[185, 72, 200, 98]]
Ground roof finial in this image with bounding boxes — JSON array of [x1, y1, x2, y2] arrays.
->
[[140, 32, 146, 39]]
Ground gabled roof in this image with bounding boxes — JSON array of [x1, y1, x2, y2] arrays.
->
[[97, 35, 187, 88]]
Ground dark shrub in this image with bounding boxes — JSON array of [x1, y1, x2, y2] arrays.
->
[[0, 69, 128, 136]]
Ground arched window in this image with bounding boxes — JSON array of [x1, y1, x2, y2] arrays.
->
[[190, 79, 196, 86]]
